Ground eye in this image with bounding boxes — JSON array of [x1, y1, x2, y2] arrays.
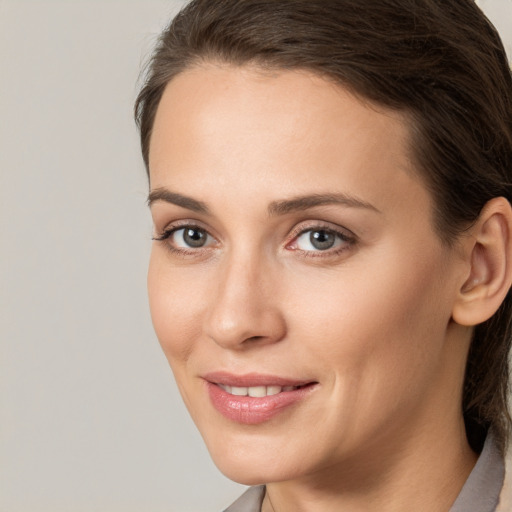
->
[[290, 228, 353, 252], [154, 225, 216, 250], [173, 227, 212, 248]]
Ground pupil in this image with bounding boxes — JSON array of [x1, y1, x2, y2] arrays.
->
[[310, 230, 335, 250], [184, 228, 206, 247]]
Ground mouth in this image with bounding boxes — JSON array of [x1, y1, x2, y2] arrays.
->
[[217, 383, 312, 397], [203, 373, 318, 425]]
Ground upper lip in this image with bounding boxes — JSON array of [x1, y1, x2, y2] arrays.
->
[[202, 371, 316, 388]]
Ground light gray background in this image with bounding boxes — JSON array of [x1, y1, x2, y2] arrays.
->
[[0, 1, 511, 511]]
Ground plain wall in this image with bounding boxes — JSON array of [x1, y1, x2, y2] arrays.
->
[[0, 1, 511, 511]]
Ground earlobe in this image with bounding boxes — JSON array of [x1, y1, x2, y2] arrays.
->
[[452, 197, 512, 327]]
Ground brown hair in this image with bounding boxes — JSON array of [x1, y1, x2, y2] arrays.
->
[[135, 0, 512, 453]]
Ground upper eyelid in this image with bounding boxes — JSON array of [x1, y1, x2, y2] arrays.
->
[[288, 221, 356, 240], [295, 228, 352, 242], [156, 219, 216, 237]]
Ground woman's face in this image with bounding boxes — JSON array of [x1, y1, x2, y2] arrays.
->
[[147, 66, 469, 484]]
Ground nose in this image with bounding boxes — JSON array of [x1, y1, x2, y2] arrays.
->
[[204, 254, 287, 350]]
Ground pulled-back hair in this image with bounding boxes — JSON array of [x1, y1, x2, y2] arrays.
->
[[135, 0, 512, 453]]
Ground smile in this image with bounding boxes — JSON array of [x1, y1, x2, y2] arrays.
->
[[204, 373, 317, 424], [217, 384, 303, 397]]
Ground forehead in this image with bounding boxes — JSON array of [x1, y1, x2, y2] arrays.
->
[[150, 64, 410, 166], [149, 64, 431, 222]]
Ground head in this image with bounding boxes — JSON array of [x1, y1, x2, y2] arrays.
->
[[135, 0, 512, 470]]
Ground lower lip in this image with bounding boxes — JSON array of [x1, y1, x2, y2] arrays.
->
[[206, 382, 316, 425]]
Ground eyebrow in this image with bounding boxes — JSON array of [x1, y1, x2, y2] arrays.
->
[[147, 188, 210, 214], [147, 188, 379, 216], [268, 193, 380, 216]]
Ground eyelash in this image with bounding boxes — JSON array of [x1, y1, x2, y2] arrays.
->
[[152, 222, 216, 257], [286, 224, 356, 258], [153, 222, 357, 258]]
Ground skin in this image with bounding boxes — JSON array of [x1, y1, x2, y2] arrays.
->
[[147, 65, 482, 512]]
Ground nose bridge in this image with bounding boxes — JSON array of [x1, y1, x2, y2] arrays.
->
[[205, 244, 285, 349]]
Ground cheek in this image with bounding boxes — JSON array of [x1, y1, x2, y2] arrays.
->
[[147, 249, 206, 367], [286, 243, 453, 393], [281, 254, 453, 447]]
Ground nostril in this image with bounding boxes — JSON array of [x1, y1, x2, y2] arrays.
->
[[246, 335, 265, 343]]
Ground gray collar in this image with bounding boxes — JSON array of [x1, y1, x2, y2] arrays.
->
[[224, 485, 265, 512], [224, 433, 505, 512], [450, 432, 504, 512]]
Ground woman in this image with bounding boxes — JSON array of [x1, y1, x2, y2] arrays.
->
[[135, 1, 512, 510]]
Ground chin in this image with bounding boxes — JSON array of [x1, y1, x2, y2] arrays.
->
[[203, 432, 309, 486], [217, 464, 270, 486], [212, 456, 291, 486]]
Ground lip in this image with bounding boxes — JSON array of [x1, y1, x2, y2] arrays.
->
[[203, 372, 318, 425]]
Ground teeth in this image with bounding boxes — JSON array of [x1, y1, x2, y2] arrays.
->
[[248, 386, 267, 397], [231, 386, 248, 396], [218, 384, 300, 396], [266, 385, 282, 396]]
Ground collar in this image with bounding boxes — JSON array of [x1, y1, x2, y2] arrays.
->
[[497, 434, 512, 511], [450, 432, 504, 512]]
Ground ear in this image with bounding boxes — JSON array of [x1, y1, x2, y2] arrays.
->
[[452, 197, 512, 326]]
